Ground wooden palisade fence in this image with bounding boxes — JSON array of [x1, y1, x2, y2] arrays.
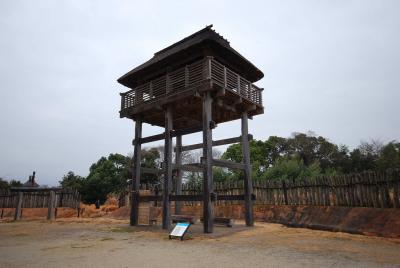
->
[[0, 188, 81, 220], [121, 170, 400, 209], [250, 170, 400, 208]]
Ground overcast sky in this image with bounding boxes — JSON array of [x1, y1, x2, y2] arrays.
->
[[1, 1, 399, 186]]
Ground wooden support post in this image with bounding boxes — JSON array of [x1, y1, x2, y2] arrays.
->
[[47, 191, 55, 220], [125, 192, 130, 207], [175, 135, 183, 214], [162, 106, 173, 230], [14, 192, 23, 221], [203, 92, 214, 233], [283, 180, 289, 205], [204, 57, 212, 80], [130, 118, 142, 226], [242, 111, 254, 226]]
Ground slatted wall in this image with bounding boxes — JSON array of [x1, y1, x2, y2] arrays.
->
[[121, 170, 400, 208], [0, 189, 80, 209]]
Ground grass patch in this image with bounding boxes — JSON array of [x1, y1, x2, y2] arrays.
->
[[41, 246, 62, 251], [109, 227, 136, 233], [70, 244, 94, 249], [100, 237, 114, 241]]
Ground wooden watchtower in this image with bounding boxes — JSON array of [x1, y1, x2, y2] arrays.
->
[[118, 25, 264, 233]]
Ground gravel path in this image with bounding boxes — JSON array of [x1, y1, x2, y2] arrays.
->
[[1, 219, 399, 267]]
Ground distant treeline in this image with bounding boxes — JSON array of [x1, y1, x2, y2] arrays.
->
[[217, 132, 400, 182], [2, 132, 398, 204]]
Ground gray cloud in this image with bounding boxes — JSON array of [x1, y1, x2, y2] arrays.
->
[[0, 0, 399, 185]]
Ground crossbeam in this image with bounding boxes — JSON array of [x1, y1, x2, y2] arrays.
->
[[212, 159, 246, 170], [137, 194, 256, 202], [137, 163, 203, 175], [179, 163, 204, 172], [137, 159, 246, 175], [133, 126, 203, 145], [179, 134, 253, 152], [10, 187, 62, 192], [140, 167, 163, 175]]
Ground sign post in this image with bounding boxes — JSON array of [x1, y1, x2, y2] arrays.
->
[[169, 222, 190, 241]]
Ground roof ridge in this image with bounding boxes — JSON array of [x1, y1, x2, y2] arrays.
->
[[154, 24, 229, 56], [118, 26, 263, 87]]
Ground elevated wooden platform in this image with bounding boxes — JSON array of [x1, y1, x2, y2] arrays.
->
[[120, 58, 263, 129]]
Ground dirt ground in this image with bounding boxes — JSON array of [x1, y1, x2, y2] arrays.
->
[[1, 219, 400, 268]]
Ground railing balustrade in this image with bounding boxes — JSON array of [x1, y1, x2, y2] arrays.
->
[[120, 58, 263, 111]]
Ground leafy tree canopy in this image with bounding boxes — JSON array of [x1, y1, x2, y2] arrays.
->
[[60, 132, 400, 204]]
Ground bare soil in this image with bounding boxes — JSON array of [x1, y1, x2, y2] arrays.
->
[[1, 218, 399, 268]]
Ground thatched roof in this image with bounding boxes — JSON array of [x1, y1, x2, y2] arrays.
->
[[118, 25, 264, 88]]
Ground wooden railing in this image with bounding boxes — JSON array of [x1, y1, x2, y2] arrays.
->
[[210, 59, 262, 105], [120, 58, 263, 111]]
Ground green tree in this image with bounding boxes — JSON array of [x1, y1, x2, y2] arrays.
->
[[81, 153, 130, 204], [59, 171, 84, 191], [377, 142, 400, 171], [263, 155, 322, 181], [286, 132, 345, 172], [186, 172, 202, 186], [221, 132, 345, 182], [213, 167, 235, 183], [0, 178, 9, 190], [9, 179, 22, 187], [222, 139, 273, 181], [349, 140, 383, 172], [140, 148, 162, 184]]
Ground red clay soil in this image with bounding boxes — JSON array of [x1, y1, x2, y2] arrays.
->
[[2, 204, 399, 238], [106, 204, 400, 238], [257, 205, 400, 238], [0, 203, 118, 220], [0, 207, 78, 219], [108, 205, 130, 219], [145, 205, 400, 238]]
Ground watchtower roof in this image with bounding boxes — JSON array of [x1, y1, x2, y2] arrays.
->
[[118, 25, 264, 88]]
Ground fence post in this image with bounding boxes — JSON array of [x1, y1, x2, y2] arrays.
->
[[14, 192, 23, 220], [384, 170, 393, 208], [393, 169, 400, 208], [282, 180, 289, 205], [47, 191, 55, 220]]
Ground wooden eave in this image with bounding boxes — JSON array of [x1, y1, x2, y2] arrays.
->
[[118, 26, 264, 89]]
